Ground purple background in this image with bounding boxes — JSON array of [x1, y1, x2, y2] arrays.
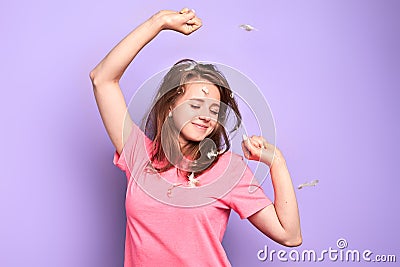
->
[[1, 0, 399, 266]]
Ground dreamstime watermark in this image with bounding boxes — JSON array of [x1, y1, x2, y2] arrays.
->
[[257, 238, 397, 263]]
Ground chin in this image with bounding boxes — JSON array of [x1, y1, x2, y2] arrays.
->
[[188, 135, 208, 142], [180, 127, 214, 143], [180, 132, 209, 143]]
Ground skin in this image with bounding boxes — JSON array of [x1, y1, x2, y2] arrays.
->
[[90, 8, 302, 247], [171, 81, 221, 146]]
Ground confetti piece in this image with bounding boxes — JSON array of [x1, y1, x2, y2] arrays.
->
[[187, 172, 200, 187], [167, 183, 183, 198], [201, 86, 209, 95], [298, 179, 319, 190], [239, 24, 258, 31], [207, 149, 219, 159]]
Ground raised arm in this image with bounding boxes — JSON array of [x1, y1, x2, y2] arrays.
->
[[89, 9, 202, 154], [242, 135, 302, 247]]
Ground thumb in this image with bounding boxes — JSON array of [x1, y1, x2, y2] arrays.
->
[[242, 134, 257, 148], [242, 134, 258, 155]]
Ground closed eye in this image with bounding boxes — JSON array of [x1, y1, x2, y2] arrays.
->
[[210, 109, 219, 115], [190, 104, 200, 109]]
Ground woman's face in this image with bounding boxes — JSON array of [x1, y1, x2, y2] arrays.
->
[[171, 80, 221, 145]]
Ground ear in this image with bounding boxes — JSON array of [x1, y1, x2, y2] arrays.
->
[[168, 107, 173, 118]]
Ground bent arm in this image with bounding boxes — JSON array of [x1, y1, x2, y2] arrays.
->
[[242, 136, 302, 247], [89, 15, 163, 154], [249, 151, 302, 247], [89, 9, 201, 154]]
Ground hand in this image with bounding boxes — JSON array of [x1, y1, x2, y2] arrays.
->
[[241, 134, 281, 167], [154, 8, 202, 35]]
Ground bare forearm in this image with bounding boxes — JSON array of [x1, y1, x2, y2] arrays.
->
[[90, 13, 164, 84], [89, 9, 201, 154], [269, 151, 301, 241]]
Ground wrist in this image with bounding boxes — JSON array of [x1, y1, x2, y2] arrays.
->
[[149, 11, 167, 31], [270, 150, 287, 170], [260, 148, 286, 168]]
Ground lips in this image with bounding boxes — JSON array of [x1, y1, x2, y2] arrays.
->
[[192, 122, 209, 130]]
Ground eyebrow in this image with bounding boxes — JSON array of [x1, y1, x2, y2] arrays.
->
[[189, 98, 220, 108]]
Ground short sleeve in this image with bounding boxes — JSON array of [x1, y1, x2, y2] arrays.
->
[[112, 123, 148, 180], [228, 159, 272, 219], [113, 150, 127, 172]]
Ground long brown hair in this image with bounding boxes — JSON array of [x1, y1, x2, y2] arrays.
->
[[143, 59, 241, 175]]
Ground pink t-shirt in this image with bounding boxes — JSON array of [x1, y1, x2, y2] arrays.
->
[[113, 123, 272, 267]]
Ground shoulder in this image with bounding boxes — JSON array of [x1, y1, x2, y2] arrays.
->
[[217, 150, 246, 165], [210, 150, 251, 177]]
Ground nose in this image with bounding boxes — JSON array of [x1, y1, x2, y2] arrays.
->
[[197, 105, 212, 121], [198, 115, 211, 122]]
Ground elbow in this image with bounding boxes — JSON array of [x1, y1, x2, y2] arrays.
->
[[282, 233, 302, 247], [89, 69, 119, 89], [284, 237, 302, 247], [89, 69, 101, 87], [89, 69, 96, 83]]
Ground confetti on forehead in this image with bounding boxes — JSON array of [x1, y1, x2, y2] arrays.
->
[[201, 86, 209, 95]]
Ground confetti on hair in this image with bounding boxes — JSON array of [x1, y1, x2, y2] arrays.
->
[[184, 64, 196, 71], [239, 24, 258, 31], [298, 179, 319, 190]]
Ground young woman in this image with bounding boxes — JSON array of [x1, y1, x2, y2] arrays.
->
[[90, 8, 301, 267]]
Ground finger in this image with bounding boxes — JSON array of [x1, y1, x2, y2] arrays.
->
[[177, 12, 199, 34], [187, 16, 201, 26], [241, 142, 251, 159], [247, 135, 262, 149], [182, 9, 196, 21], [242, 134, 254, 149], [251, 135, 267, 149], [253, 137, 264, 149], [179, 7, 190, 14], [262, 140, 269, 149], [242, 135, 260, 156], [186, 20, 202, 33], [254, 136, 273, 152]]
